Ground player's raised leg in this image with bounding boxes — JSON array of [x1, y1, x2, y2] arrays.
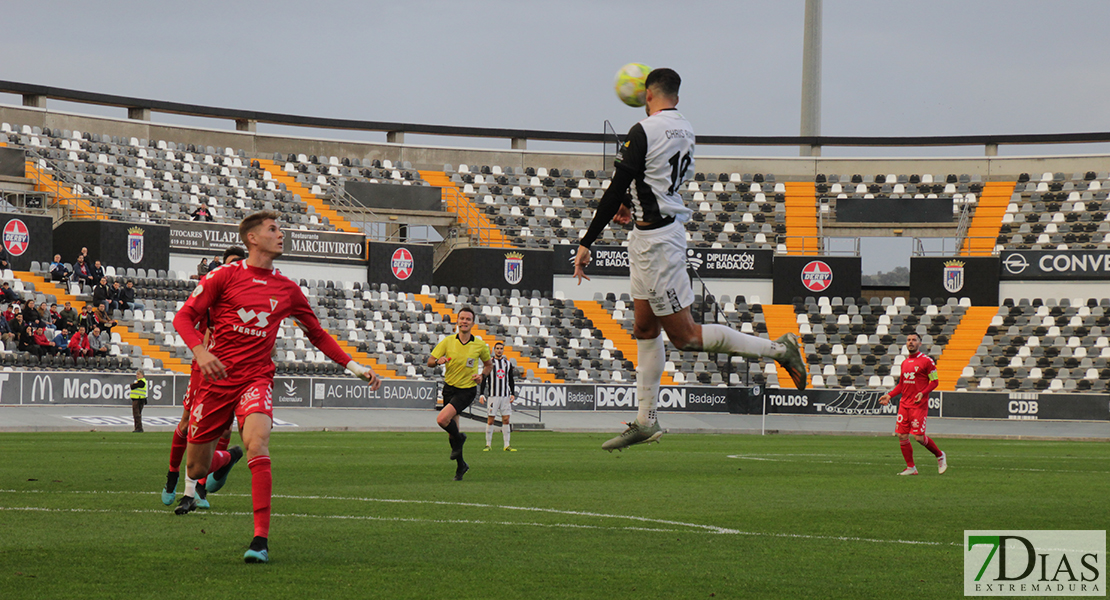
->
[[915, 434, 946, 474], [241, 411, 272, 563]]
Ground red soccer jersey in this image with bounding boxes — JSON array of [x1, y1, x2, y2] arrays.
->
[[888, 351, 939, 407], [173, 261, 350, 388]]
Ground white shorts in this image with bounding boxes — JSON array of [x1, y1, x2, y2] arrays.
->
[[486, 396, 512, 417], [628, 220, 694, 317]]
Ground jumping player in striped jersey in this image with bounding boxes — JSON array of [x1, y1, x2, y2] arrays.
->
[[879, 332, 948, 475], [172, 211, 381, 563], [161, 245, 246, 508], [573, 68, 808, 452]]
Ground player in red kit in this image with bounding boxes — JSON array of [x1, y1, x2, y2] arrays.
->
[[172, 211, 381, 563], [161, 246, 247, 508], [879, 332, 948, 476]]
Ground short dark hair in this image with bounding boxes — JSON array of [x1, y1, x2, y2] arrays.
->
[[457, 306, 476, 320], [223, 245, 247, 263], [239, 210, 282, 245], [906, 332, 921, 341], [645, 68, 681, 98], [493, 341, 504, 348]]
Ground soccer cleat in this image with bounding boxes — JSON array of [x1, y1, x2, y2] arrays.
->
[[938, 452, 948, 474], [453, 461, 470, 481], [244, 536, 269, 564], [195, 480, 210, 509], [898, 466, 919, 476], [503, 446, 517, 452], [449, 432, 467, 461], [601, 420, 665, 452], [174, 495, 199, 515], [774, 332, 808, 390], [162, 471, 180, 506], [206, 446, 243, 493], [483, 445, 491, 452]]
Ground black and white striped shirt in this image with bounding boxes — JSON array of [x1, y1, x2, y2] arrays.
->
[[480, 356, 515, 398]]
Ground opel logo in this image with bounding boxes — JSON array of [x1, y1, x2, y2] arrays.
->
[[1003, 253, 1029, 274]]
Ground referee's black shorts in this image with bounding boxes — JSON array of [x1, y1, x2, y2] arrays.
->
[[442, 384, 478, 413]]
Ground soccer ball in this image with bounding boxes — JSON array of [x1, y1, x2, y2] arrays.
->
[[614, 63, 651, 107]]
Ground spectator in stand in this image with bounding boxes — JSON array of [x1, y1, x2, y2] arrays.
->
[[122, 280, 140, 312], [53, 327, 70, 355], [48, 303, 60, 324], [88, 325, 109, 357], [79, 304, 97, 332], [89, 260, 106, 287], [1, 282, 20, 304], [23, 300, 42, 329], [92, 277, 111, 310], [109, 281, 125, 313], [32, 326, 58, 356], [0, 311, 13, 344], [17, 324, 35, 353], [9, 312, 25, 338], [2, 302, 17, 322], [78, 247, 89, 263], [192, 205, 214, 221], [72, 256, 91, 285], [94, 303, 117, 334], [70, 325, 92, 358], [192, 257, 210, 280], [0, 245, 11, 272], [58, 301, 78, 332], [50, 254, 72, 282]]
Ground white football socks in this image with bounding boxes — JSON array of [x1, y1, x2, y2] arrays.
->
[[184, 476, 197, 498], [485, 423, 493, 447], [502, 423, 511, 448], [701, 324, 783, 359], [636, 335, 665, 426]]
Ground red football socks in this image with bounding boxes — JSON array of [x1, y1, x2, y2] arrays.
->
[[208, 449, 231, 475], [248, 455, 272, 539], [168, 427, 187, 472], [900, 440, 915, 468], [921, 436, 942, 458], [215, 436, 230, 453]]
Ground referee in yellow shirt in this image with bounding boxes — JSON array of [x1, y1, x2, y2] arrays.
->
[[428, 306, 493, 481]]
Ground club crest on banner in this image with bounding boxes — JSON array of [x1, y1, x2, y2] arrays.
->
[[943, 260, 965, 293], [127, 227, 144, 264], [2, 219, 29, 256], [504, 252, 524, 285]]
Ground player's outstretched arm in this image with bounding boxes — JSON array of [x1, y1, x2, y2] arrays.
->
[[345, 361, 381, 391]]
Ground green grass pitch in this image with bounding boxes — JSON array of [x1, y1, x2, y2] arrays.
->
[[0, 430, 1105, 599]]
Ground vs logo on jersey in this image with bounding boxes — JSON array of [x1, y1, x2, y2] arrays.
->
[[238, 309, 271, 327]]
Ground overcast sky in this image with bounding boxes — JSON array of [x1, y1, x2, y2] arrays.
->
[[4, 1, 1110, 271]]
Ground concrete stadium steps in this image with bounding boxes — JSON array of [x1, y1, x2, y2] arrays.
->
[[415, 294, 560, 383], [14, 271, 191, 374], [332, 337, 399, 380], [761, 304, 806, 389], [783, 182, 818, 255], [572, 300, 675, 386], [256, 159, 358, 233], [418, 170, 512, 248], [962, 181, 1015, 256], [24, 160, 105, 220], [934, 306, 998, 391]]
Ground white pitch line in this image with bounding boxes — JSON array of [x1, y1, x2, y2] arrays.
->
[[725, 455, 1110, 474], [0, 489, 953, 547]]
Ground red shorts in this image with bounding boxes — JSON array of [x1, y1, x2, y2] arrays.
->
[[188, 378, 273, 444], [895, 405, 928, 435]]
